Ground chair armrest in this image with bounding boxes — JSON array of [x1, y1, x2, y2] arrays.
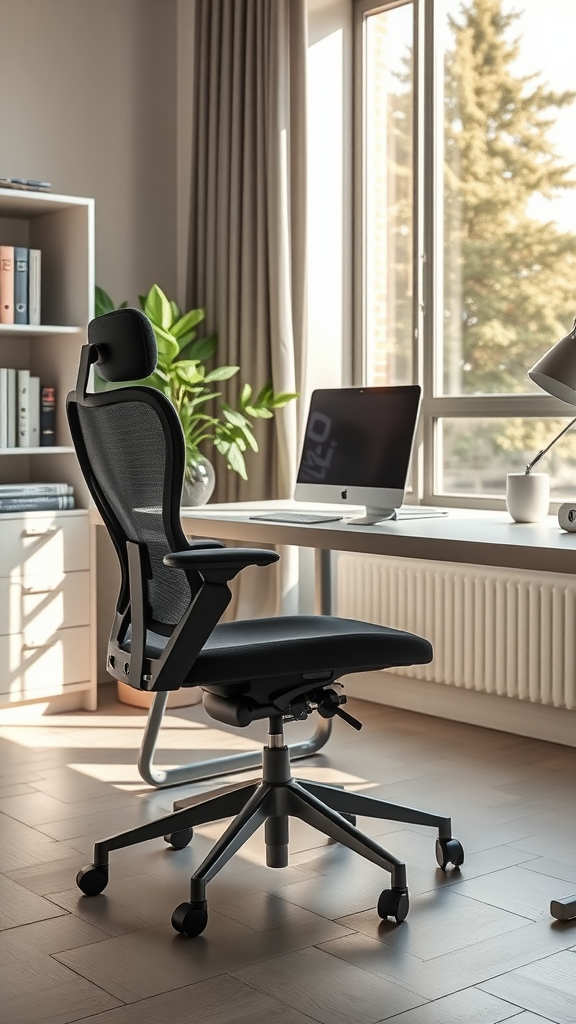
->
[[164, 548, 279, 570], [148, 546, 280, 691]]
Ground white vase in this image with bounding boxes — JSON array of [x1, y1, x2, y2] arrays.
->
[[181, 456, 216, 507], [506, 472, 550, 523]]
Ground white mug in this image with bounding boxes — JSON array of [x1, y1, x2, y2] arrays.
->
[[506, 472, 550, 523]]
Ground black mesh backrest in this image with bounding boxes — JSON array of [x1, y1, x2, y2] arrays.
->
[[76, 393, 192, 628]]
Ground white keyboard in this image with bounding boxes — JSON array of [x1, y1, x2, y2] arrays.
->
[[250, 511, 344, 524]]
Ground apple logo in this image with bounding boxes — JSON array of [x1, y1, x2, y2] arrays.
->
[[341, 488, 348, 499]]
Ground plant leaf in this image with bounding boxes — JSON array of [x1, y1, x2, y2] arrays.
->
[[240, 382, 252, 405], [255, 382, 274, 406], [225, 442, 247, 479], [204, 365, 240, 383], [172, 308, 205, 339], [175, 329, 196, 351], [222, 406, 248, 428], [154, 330, 179, 365], [183, 334, 219, 362], [144, 284, 173, 331], [95, 286, 120, 317], [249, 407, 273, 418], [174, 364, 205, 386], [268, 391, 300, 407]]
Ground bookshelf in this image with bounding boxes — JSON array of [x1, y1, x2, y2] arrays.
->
[[0, 188, 96, 715]]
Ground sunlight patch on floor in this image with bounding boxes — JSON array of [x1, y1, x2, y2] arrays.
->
[[0, 717, 257, 753]]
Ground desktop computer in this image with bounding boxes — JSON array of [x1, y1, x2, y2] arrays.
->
[[251, 385, 446, 526]]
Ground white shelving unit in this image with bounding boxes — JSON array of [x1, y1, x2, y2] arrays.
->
[[0, 188, 97, 714]]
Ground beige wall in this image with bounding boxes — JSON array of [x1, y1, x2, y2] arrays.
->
[[0, 0, 179, 305], [0, 0, 181, 681]]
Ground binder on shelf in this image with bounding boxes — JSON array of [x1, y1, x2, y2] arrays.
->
[[6, 367, 16, 447], [40, 385, 56, 445], [14, 246, 29, 325], [17, 368, 30, 447], [0, 482, 73, 496], [0, 367, 7, 447], [0, 245, 14, 324], [29, 375, 40, 446], [29, 249, 41, 325]]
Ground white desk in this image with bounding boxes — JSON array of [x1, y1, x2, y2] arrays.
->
[[180, 500, 576, 613]]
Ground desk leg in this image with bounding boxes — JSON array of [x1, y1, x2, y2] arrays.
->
[[315, 548, 333, 615], [137, 690, 333, 789]]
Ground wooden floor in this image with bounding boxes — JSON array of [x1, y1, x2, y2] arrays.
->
[[1, 684, 575, 1024]]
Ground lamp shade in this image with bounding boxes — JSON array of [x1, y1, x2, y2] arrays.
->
[[528, 319, 576, 406]]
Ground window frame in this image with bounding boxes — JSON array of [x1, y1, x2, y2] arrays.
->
[[353, 0, 572, 511]]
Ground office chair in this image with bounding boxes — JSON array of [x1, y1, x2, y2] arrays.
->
[[68, 308, 463, 936]]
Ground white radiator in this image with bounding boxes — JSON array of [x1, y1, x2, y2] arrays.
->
[[336, 554, 576, 710]]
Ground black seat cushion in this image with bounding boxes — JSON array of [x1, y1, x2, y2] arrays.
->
[[184, 615, 432, 687], [126, 615, 432, 689]]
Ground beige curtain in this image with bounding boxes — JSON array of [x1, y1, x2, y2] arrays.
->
[[188, 0, 308, 616]]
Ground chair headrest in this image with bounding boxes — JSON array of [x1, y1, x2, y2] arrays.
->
[[87, 308, 157, 382]]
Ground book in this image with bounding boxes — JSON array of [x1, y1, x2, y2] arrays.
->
[[40, 385, 56, 445], [0, 367, 7, 447], [0, 481, 72, 496], [17, 368, 30, 447], [0, 245, 14, 323], [29, 249, 41, 325], [6, 367, 16, 447], [0, 494, 74, 511], [14, 246, 29, 324], [29, 375, 40, 446], [0, 177, 51, 192]]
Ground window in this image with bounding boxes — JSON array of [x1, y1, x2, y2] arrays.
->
[[355, 0, 576, 505]]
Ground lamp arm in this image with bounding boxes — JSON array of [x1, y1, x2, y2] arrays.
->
[[525, 415, 576, 474]]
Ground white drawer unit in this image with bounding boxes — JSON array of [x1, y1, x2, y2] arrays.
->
[[0, 625, 91, 703], [0, 571, 90, 638], [0, 512, 95, 711], [0, 512, 90, 578]]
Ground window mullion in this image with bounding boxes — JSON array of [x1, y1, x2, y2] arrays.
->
[[421, 0, 436, 500]]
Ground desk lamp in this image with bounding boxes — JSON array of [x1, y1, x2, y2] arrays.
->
[[527, 316, 576, 468], [506, 319, 576, 522]]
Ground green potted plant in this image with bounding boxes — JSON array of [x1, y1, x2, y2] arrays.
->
[[95, 284, 297, 504]]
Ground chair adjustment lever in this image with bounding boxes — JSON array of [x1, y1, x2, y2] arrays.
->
[[317, 690, 363, 731]]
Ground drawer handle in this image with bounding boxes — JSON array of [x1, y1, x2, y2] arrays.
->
[[22, 526, 58, 538], [23, 639, 58, 650], [23, 584, 57, 594]]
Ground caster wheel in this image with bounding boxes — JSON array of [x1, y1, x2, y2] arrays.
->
[[171, 900, 208, 937], [435, 837, 464, 871], [377, 887, 409, 923], [164, 828, 193, 850], [76, 864, 109, 896]]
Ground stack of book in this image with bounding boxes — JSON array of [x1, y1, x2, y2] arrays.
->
[[0, 482, 74, 513], [0, 177, 51, 193], [0, 369, 55, 449], [0, 245, 41, 325]]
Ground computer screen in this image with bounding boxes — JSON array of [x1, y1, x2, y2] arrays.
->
[[294, 385, 421, 522]]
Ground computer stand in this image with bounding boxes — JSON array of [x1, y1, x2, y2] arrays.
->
[[345, 509, 397, 526]]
